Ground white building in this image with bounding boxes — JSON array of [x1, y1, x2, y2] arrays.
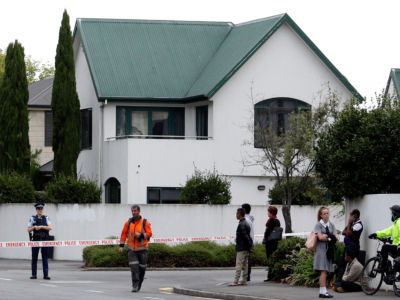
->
[[73, 13, 359, 205], [385, 68, 400, 100]]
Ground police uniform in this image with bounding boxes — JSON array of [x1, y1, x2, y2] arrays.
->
[[28, 202, 51, 280]]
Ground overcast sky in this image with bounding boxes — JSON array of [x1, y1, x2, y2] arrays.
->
[[1, 0, 399, 100]]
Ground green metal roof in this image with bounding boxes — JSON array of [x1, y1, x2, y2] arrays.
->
[[385, 68, 400, 99], [74, 14, 361, 102]]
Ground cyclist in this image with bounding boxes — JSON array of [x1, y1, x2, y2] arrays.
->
[[368, 205, 400, 271]]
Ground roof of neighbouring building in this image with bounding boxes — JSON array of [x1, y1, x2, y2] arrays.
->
[[385, 68, 400, 99], [74, 13, 361, 102], [28, 77, 53, 108]]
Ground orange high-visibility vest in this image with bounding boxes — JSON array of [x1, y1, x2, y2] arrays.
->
[[120, 217, 152, 251]]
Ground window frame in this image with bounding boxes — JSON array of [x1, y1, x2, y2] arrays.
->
[[44, 111, 53, 147], [147, 187, 182, 204], [104, 177, 121, 204], [81, 108, 92, 150], [116, 106, 185, 137], [254, 98, 311, 148], [196, 105, 208, 138]]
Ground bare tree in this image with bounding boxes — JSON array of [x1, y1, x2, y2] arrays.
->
[[242, 87, 340, 233]]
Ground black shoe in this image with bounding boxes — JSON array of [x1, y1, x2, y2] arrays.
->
[[30, 276, 37, 279], [131, 287, 138, 293], [43, 276, 51, 280], [319, 293, 333, 298], [247, 278, 251, 282]]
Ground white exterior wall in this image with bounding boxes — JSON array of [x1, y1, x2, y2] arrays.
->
[[0, 204, 344, 261], [75, 39, 102, 187], [28, 109, 53, 166], [75, 23, 355, 204], [387, 78, 398, 100]]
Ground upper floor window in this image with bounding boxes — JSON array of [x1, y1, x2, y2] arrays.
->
[[254, 98, 310, 148], [196, 106, 208, 138], [116, 107, 184, 137], [44, 111, 53, 147], [81, 109, 92, 149]]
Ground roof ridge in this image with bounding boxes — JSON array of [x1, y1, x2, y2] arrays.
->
[[235, 13, 287, 26], [77, 17, 232, 27]]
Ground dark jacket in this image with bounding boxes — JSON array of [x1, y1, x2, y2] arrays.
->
[[236, 218, 253, 251], [264, 218, 280, 242]]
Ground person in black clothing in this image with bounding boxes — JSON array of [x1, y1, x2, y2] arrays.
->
[[230, 208, 253, 286], [27, 202, 52, 280], [263, 206, 280, 281], [337, 209, 363, 280]]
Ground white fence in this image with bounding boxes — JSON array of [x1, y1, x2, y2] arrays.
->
[[0, 204, 344, 261]]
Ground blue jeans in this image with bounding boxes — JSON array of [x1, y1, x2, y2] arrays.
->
[[31, 247, 49, 277]]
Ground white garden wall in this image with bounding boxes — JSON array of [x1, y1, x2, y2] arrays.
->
[[0, 204, 344, 261]]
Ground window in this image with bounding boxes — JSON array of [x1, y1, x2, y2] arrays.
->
[[44, 111, 53, 147], [105, 177, 121, 203], [81, 109, 92, 149], [196, 106, 208, 138], [254, 98, 310, 148], [147, 187, 182, 204], [116, 107, 184, 137]]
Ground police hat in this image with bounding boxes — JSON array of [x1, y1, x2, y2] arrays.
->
[[34, 202, 45, 209], [390, 205, 400, 216]]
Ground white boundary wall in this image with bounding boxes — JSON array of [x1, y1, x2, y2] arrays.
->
[[0, 204, 344, 261]]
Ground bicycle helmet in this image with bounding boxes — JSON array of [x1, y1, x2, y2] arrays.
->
[[390, 205, 400, 217]]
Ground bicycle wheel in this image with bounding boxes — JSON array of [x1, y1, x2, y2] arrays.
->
[[361, 257, 383, 295], [394, 270, 400, 297]]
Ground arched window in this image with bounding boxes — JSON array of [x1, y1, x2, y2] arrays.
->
[[254, 98, 310, 148], [104, 177, 121, 203]]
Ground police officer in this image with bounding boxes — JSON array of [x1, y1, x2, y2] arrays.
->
[[27, 202, 52, 280]]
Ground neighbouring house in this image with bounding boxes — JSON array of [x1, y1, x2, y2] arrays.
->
[[385, 68, 400, 100], [28, 77, 54, 179], [72, 13, 360, 205]]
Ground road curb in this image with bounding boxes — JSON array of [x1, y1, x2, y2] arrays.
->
[[173, 287, 276, 300]]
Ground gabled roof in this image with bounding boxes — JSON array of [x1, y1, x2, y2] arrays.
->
[[385, 68, 400, 99], [74, 14, 361, 102], [28, 77, 53, 108]]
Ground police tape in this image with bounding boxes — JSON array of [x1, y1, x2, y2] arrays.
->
[[0, 232, 310, 248]]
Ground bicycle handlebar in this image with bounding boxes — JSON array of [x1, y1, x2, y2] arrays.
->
[[370, 236, 392, 244]]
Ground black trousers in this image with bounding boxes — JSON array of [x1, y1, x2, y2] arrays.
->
[[31, 246, 49, 277], [128, 250, 147, 289], [247, 252, 251, 281], [334, 280, 362, 292], [381, 244, 399, 268]]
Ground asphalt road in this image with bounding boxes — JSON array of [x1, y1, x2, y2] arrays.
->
[[0, 259, 235, 300]]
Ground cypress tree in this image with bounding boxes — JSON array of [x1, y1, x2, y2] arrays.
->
[[0, 41, 30, 174], [52, 10, 81, 177]]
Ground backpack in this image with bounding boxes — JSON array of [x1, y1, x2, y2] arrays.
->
[[127, 218, 150, 242]]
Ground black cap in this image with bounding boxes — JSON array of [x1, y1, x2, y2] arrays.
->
[[390, 205, 400, 216], [34, 202, 44, 208]]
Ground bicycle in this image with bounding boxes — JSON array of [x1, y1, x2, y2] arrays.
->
[[360, 236, 400, 296]]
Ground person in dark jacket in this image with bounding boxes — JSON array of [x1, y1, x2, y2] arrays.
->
[[230, 208, 253, 286], [263, 205, 280, 281]]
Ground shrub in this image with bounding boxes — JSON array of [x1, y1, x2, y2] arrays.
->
[[34, 190, 50, 203], [267, 237, 305, 281], [0, 172, 35, 203], [316, 96, 400, 198], [46, 175, 101, 203], [180, 168, 231, 204], [268, 178, 330, 205]]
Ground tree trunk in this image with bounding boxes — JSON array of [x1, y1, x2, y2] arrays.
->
[[282, 204, 292, 233]]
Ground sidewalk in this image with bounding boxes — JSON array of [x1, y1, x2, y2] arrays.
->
[[174, 280, 396, 300]]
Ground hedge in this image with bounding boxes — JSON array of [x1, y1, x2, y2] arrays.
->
[[0, 172, 35, 203]]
